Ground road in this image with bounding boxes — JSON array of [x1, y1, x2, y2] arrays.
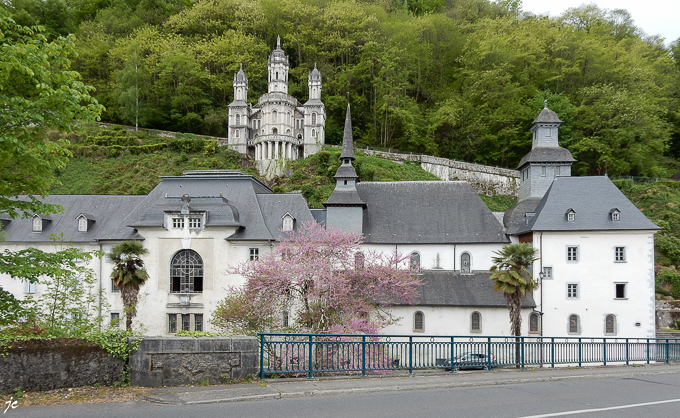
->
[[7, 373, 680, 417]]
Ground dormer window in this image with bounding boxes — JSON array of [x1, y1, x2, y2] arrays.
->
[[610, 209, 620, 221], [172, 217, 184, 229], [282, 213, 295, 231], [32, 215, 42, 232], [566, 209, 575, 222], [76, 213, 95, 232]]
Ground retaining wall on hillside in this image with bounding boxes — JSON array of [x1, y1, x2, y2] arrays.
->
[[657, 300, 680, 329]]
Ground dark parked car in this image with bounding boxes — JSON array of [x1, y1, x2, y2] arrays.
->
[[437, 352, 497, 370]]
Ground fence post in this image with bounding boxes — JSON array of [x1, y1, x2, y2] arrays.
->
[[603, 338, 607, 367], [409, 336, 413, 375], [450, 336, 456, 373], [625, 338, 629, 366], [551, 337, 555, 368], [520, 337, 525, 370], [487, 337, 493, 371], [578, 338, 582, 368], [647, 338, 650, 364], [362, 336, 367, 377], [259, 334, 265, 380], [666, 339, 670, 364], [307, 334, 314, 379]]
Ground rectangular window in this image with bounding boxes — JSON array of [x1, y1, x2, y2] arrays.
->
[[111, 279, 120, 293], [194, 314, 203, 332], [612, 212, 620, 221], [615, 283, 626, 299], [541, 166, 546, 176], [567, 283, 578, 299], [25, 280, 37, 294], [182, 314, 190, 331], [110, 313, 120, 328], [567, 246, 579, 262], [168, 314, 177, 333], [172, 217, 184, 229], [249, 248, 259, 261], [542, 267, 553, 280], [282, 311, 289, 327], [615, 247, 626, 262], [555, 166, 561, 176], [188, 218, 201, 229]]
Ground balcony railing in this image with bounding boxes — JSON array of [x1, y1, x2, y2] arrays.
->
[[248, 134, 301, 146]]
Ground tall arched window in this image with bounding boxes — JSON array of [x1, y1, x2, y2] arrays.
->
[[605, 314, 616, 335], [235, 130, 239, 138], [236, 114, 241, 125], [569, 314, 580, 334], [410, 252, 420, 271], [529, 312, 540, 333], [414, 311, 424, 332], [272, 110, 278, 123], [471, 311, 481, 333], [461, 253, 471, 273], [312, 113, 317, 125], [170, 250, 203, 293], [311, 129, 316, 138]]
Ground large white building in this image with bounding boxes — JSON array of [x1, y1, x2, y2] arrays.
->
[[0, 104, 659, 339], [228, 36, 326, 176]]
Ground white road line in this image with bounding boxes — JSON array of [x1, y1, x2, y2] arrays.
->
[[518, 398, 680, 417]]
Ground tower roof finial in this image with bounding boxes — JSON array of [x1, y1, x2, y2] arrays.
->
[[340, 103, 355, 161], [277, 35, 281, 49]]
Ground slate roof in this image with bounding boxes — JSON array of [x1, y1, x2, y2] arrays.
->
[[517, 147, 575, 169], [1, 195, 146, 242], [339, 104, 355, 161], [516, 176, 660, 234], [503, 197, 542, 235], [533, 108, 562, 124], [356, 182, 509, 244], [256, 194, 317, 240], [394, 270, 535, 308]]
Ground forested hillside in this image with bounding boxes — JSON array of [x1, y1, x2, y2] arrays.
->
[[5, 0, 680, 176]]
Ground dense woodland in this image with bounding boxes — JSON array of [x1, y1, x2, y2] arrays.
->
[[3, 0, 680, 176]]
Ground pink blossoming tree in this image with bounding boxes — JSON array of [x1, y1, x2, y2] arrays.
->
[[211, 222, 421, 335]]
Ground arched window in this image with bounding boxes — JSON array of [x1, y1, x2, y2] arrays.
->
[[282, 310, 289, 327], [470, 311, 481, 333], [529, 312, 540, 333], [286, 129, 291, 135], [170, 250, 204, 293], [354, 252, 365, 269], [605, 314, 616, 335], [568, 314, 580, 334], [282, 213, 294, 231], [272, 110, 278, 123], [311, 129, 316, 138], [312, 113, 317, 125], [461, 252, 471, 273], [235, 130, 239, 138], [287, 112, 291, 124], [410, 252, 420, 271], [272, 128, 278, 134], [414, 311, 424, 332], [32, 216, 42, 232], [236, 114, 241, 125]]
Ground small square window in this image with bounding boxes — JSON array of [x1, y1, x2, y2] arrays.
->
[[110, 313, 120, 328], [567, 212, 575, 222], [112, 279, 121, 293], [182, 314, 190, 331], [172, 217, 185, 229], [567, 283, 578, 299], [615, 247, 626, 262], [249, 248, 259, 261], [25, 281, 37, 294], [188, 218, 201, 229], [194, 314, 203, 332], [615, 283, 626, 299], [168, 314, 177, 333], [542, 267, 553, 280], [567, 246, 579, 262]]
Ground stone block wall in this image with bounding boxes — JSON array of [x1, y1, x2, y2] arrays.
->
[[129, 337, 258, 387], [0, 339, 123, 394], [656, 300, 680, 329]]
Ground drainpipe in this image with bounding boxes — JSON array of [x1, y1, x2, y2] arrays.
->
[[98, 240, 104, 331], [453, 244, 456, 271], [539, 232, 543, 331]]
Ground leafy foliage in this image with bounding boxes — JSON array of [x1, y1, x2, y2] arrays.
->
[[212, 221, 421, 335]]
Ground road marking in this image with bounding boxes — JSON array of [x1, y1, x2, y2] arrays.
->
[[518, 398, 680, 417]]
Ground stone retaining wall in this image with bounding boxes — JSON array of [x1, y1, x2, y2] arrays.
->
[[0, 339, 123, 394], [656, 300, 680, 329], [129, 337, 259, 387]]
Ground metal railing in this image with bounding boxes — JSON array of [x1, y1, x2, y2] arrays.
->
[[258, 333, 680, 379]]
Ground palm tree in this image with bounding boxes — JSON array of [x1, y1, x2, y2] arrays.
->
[[108, 240, 149, 331], [490, 243, 538, 367]]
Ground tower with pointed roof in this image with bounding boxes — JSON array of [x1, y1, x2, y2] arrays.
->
[[227, 37, 326, 177], [517, 103, 576, 201], [324, 104, 365, 234]]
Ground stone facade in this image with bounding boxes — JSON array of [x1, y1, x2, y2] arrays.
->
[[0, 339, 123, 393], [129, 337, 259, 387]]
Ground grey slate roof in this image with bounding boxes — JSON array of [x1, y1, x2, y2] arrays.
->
[[256, 194, 317, 240], [309, 63, 321, 82], [503, 197, 542, 235], [516, 176, 660, 234], [356, 182, 509, 244], [339, 104, 355, 161], [394, 270, 535, 308], [324, 188, 366, 206], [517, 147, 575, 169], [234, 64, 247, 83], [533, 108, 562, 124], [1, 195, 146, 242]]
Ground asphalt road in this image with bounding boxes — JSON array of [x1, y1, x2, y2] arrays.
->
[[8, 373, 680, 418]]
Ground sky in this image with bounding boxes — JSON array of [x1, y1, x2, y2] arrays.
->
[[519, 0, 680, 45]]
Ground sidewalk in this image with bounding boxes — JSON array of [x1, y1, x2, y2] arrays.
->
[[145, 362, 680, 405]]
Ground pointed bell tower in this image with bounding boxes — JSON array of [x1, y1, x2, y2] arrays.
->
[[228, 63, 249, 154], [323, 104, 366, 234], [267, 36, 289, 94]]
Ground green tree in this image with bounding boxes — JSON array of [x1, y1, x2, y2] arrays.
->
[[107, 241, 149, 331], [489, 243, 538, 340], [115, 42, 149, 130]]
